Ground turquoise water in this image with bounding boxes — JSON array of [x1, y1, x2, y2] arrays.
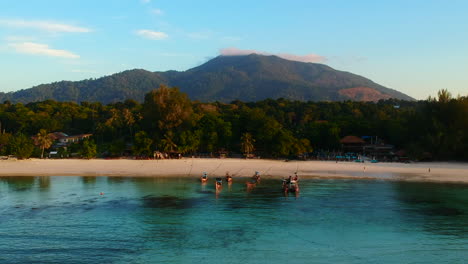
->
[[1, 176, 467, 263]]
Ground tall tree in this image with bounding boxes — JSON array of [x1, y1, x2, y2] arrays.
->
[[133, 131, 153, 156], [9, 133, 34, 159], [122, 108, 136, 141], [159, 131, 178, 152], [34, 129, 53, 159], [240, 132, 255, 156], [80, 139, 97, 159], [142, 85, 193, 142], [0, 132, 12, 155]]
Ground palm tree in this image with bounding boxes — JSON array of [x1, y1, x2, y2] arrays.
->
[[240, 132, 255, 157], [122, 108, 135, 142], [34, 129, 53, 159], [160, 133, 177, 152], [437, 89, 452, 103]]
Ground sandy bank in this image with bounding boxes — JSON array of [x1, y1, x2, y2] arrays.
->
[[1, 158, 467, 184]]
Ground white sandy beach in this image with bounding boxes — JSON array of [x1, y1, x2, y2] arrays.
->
[[1, 158, 468, 184]]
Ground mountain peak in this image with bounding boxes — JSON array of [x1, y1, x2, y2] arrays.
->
[[0, 55, 414, 104]]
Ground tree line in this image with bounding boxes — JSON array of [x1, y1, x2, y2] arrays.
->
[[0, 86, 466, 161]]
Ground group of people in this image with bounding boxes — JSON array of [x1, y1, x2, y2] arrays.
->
[[153, 151, 182, 159]]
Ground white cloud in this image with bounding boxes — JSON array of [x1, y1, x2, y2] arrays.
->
[[150, 8, 164, 15], [9, 42, 79, 59], [141, 0, 151, 4], [136, 29, 168, 40], [219, 47, 326, 63], [0, 19, 91, 33]]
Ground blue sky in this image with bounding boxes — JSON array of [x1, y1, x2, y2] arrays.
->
[[0, 0, 467, 99]]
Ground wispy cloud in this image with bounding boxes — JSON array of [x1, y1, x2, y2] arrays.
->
[[136, 29, 168, 40], [219, 47, 326, 63], [9, 42, 79, 59], [0, 19, 91, 33], [150, 8, 164, 15], [5, 35, 36, 42], [141, 0, 151, 4]]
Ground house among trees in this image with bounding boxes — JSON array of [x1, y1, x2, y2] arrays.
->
[[49, 132, 93, 147]]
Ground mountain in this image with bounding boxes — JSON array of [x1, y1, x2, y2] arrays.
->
[[0, 54, 414, 104]]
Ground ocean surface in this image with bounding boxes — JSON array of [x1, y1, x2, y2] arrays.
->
[[0, 176, 467, 264]]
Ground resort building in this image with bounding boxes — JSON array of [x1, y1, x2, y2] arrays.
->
[[340, 135, 396, 161], [49, 132, 93, 147], [340, 135, 365, 153]]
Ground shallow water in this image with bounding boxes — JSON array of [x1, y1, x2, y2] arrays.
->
[[0, 176, 467, 263]]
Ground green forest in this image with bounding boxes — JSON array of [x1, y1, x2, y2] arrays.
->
[[0, 86, 466, 161]]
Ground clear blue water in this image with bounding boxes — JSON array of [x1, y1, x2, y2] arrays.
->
[[1, 176, 467, 264]]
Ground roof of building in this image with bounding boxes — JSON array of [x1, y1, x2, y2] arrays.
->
[[49, 132, 69, 140], [48, 132, 92, 140], [66, 134, 92, 139], [340, 136, 365, 144]]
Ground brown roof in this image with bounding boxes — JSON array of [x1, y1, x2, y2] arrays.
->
[[340, 136, 365, 144], [49, 132, 68, 140]]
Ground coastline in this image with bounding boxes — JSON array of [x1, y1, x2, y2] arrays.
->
[[1, 158, 467, 184]]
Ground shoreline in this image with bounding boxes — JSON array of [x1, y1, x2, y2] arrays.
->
[[1, 158, 468, 184]]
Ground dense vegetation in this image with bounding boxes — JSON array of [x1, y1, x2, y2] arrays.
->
[[0, 86, 466, 160], [0, 55, 413, 104]]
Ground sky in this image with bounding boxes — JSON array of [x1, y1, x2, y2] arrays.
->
[[0, 0, 467, 100]]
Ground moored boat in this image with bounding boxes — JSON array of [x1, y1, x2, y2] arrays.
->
[[251, 171, 261, 183], [282, 175, 299, 193], [200, 172, 208, 183], [225, 172, 233, 183], [215, 177, 223, 190]]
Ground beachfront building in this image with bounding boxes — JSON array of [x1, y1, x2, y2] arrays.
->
[[340, 136, 365, 153], [363, 143, 395, 161], [29, 131, 93, 158], [340, 135, 396, 161], [49, 132, 92, 147]]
